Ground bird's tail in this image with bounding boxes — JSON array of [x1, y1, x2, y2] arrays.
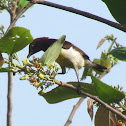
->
[[91, 62, 107, 72], [85, 60, 107, 72]]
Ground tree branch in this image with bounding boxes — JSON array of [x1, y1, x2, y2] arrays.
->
[[6, 1, 21, 126], [6, 1, 17, 124], [7, 72, 13, 126], [64, 69, 110, 125], [54, 79, 126, 121], [28, 0, 126, 32], [7, 0, 126, 34], [64, 97, 85, 126]]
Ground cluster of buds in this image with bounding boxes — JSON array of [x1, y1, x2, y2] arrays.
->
[[114, 120, 126, 126], [20, 56, 61, 91]]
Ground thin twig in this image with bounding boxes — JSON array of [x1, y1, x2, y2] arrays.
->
[[6, 1, 30, 126], [5, 2, 33, 34], [64, 97, 85, 126], [7, 0, 126, 34], [54, 79, 126, 121], [29, 0, 126, 32], [6, 1, 18, 125], [7, 72, 13, 126], [118, 103, 126, 111], [97, 70, 109, 80]]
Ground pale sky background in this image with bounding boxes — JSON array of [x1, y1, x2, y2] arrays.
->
[[0, 0, 126, 126]]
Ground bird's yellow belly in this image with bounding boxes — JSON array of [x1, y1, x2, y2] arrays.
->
[[56, 54, 74, 68], [56, 47, 85, 69]]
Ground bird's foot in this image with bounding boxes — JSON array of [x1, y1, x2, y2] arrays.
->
[[77, 83, 81, 95]]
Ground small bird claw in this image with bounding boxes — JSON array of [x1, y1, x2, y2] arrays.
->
[[77, 83, 81, 94]]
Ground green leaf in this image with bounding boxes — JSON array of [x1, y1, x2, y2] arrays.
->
[[68, 82, 97, 96], [39, 82, 96, 104], [18, 0, 29, 8], [109, 47, 126, 61], [81, 67, 89, 80], [40, 86, 81, 104], [0, 67, 13, 72], [102, 0, 126, 26], [92, 76, 125, 103], [39, 35, 66, 66], [0, 27, 33, 54]]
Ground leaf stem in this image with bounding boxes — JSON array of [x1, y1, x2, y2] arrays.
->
[[107, 40, 115, 53], [118, 102, 126, 111]]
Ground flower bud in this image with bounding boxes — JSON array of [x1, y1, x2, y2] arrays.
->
[[22, 59, 29, 66], [19, 76, 28, 80], [38, 73, 45, 79]]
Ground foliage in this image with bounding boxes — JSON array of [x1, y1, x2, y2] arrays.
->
[[18, 0, 29, 8], [1, 0, 126, 126], [102, 0, 126, 26], [109, 47, 126, 61], [0, 0, 31, 14], [92, 76, 124, 103], [0, 27, 33, 54], [81, 35, 119, 80], [41, 82, 95, 103]]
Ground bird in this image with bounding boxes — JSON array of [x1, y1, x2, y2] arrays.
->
[[27, 37, 107, 92]]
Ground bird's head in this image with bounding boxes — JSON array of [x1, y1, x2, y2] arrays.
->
[[27, 37, 56, 58]]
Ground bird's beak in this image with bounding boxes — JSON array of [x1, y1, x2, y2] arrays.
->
[[27, 53, 32, 58]]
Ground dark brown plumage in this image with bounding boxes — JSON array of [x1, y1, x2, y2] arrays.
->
[[28, 37, 89, 59]]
